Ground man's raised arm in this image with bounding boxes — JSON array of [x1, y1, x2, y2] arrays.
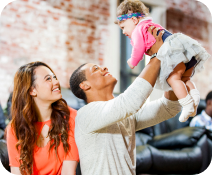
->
[[134, 91, 181, 131]]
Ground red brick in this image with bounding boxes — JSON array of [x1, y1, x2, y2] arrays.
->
[[0, 0, 111, 107]]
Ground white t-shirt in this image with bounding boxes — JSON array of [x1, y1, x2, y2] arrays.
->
[[75, 77, 181, 175]]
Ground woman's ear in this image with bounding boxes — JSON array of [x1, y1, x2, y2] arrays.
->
[[30, 87, 37, 97], [79, 82, 91, 91]]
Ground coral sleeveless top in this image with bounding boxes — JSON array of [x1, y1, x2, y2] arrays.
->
[[7, 107, 79, 175]]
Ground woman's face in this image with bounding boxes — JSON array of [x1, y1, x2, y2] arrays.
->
[[30, 66, 62, 104]]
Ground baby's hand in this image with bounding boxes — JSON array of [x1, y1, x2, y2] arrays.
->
[[127, 59, 135, 69]]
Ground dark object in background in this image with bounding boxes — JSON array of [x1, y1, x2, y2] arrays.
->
[[0, 103, 6, 130], [0, 139, 10, 172], [6, 92, 13, 121], [61, 88, 86, 110], [0, 129, 4, 140], [136, 126, 212, 174]]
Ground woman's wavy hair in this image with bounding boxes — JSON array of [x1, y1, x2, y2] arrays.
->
[[10, 61, 70, 174]]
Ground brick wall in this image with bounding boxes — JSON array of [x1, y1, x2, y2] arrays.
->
[[166, 0, 212, 99], [0, 0, 110, 107]]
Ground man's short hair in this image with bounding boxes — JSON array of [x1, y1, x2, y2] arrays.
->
[[70, 63, 87, 102], [206, 91, 212, 103]]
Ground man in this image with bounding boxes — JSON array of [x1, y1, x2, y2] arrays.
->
[[69, 28, 181, 175], [190, 91, 212, 131]]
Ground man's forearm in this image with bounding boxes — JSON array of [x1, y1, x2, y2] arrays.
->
[[138, 57, 161, 87], [135, 96, 181, 131]]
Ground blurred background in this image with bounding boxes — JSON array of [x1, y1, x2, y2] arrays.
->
[[0, 0, 212, 174], [0, 0, 212, 110]]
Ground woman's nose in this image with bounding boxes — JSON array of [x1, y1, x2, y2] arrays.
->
[[53, 78, 59, 85]]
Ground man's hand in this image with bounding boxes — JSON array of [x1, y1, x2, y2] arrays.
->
[[146, 26, 164, 56], [164, 90, 178, 101]]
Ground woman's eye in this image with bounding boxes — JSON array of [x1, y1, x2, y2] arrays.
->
[[47, 77, 51, 81], [53, 75, 57, 79]]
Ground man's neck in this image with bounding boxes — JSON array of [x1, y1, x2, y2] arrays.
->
[[87, 89, 115, 103]]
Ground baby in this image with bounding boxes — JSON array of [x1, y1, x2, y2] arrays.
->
[[116, 0, 210, 122]]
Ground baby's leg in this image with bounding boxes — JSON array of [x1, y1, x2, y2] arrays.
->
[[167, 62, 188, 99], [182, 67, 200, 116], [167, 62, 194, 122]]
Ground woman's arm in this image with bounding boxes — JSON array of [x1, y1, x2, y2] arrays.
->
[[61, 161, 78, 175], [11, 167, 21, 175]]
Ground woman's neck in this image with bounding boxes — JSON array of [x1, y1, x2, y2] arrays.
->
[[34, 100, 52, 122]]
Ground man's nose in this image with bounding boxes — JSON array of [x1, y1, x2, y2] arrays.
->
[[102, 66, 108, 72]]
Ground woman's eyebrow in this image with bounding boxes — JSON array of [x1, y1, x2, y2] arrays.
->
[[44, 72, 54, 79], [44, 74, 50, 79]]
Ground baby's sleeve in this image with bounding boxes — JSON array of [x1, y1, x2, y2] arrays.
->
[[130, 28, 146, 67], [6, 124, 20, 167]]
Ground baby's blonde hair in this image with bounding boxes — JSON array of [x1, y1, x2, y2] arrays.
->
[[115, 0, 149, 24]]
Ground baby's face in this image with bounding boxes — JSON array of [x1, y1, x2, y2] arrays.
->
[[119, 18, 137, 39]]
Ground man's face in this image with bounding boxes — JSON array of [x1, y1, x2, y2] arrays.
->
[[119, 18, 137, 39], [81, 63, 117, 91]]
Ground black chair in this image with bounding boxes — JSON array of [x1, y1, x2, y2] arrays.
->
[[136, 109, 212, 174]]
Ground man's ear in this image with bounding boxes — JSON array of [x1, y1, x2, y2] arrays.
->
[[207, 99, 212, 106], [29, 87, 37, 97], [79, 82, 91, 91], [131, 17, 139, 25]]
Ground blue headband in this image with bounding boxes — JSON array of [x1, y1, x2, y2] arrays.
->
[[117, 12, 145, 21]]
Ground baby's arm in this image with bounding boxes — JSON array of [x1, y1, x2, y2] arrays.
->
[[128, 28, 146, 69]]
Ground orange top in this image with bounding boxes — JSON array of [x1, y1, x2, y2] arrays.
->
[[7, 107, 79, 175]]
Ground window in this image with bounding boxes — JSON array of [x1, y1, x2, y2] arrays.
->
[[119, 2, 152, 92]]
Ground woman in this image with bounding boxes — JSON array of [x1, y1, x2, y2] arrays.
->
[[6, 62, 79, 175]]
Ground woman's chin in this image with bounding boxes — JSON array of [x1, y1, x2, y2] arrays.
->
[[51, 94, 62, 103]]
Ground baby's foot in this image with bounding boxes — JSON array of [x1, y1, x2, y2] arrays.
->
[[178, 94, 195, 122], [189, 89, 200, 117]]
